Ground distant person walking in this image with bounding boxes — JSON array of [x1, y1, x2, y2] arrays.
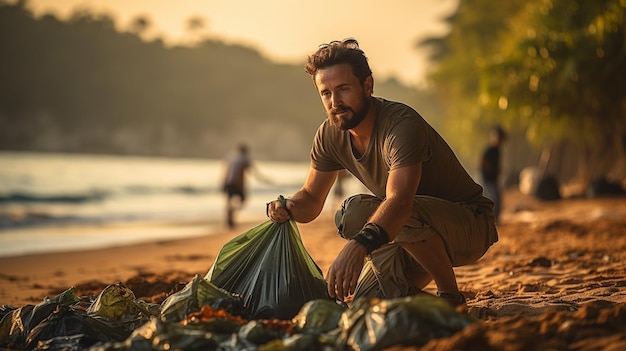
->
[[480, 126, 507, 223], [222, 143, 272, 228], [223, 144, 252, 229]]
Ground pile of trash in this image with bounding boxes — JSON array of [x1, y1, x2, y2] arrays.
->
[[1, 217, 477, 350], [0, 278, 475, 351]]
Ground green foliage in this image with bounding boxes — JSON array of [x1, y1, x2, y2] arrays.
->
[[419, 0, 528, 166], [483, 0, 626, 146], [422, 0, 626, 181]]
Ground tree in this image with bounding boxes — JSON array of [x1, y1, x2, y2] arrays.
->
[[418, 0, 527, 167], [422, 0, 626, 186], [479, 0, 626, 182]]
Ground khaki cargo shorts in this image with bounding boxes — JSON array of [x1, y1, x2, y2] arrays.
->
[[335, 194, 498, 267]]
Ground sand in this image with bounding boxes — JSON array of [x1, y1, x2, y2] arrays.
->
[[1, 190, 626, 350]]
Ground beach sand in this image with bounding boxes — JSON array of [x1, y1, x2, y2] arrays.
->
[[1, 190, 626, 350]]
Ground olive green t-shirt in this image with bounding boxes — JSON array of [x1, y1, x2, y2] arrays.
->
[[311, 97, 484, 204]]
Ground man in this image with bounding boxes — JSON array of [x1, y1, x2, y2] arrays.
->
[[223, 143, 252, 228], [480, 126, 507, 223], [267, 39, 498, 307]]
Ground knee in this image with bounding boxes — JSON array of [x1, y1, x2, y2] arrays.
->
[[334, 194, 382, 239]]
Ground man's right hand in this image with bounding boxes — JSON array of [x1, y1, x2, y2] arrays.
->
[[327, 240, 367, 300], [266, 197, 294, 223]]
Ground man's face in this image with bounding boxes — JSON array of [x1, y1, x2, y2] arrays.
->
[[314, 63, 372, 130]]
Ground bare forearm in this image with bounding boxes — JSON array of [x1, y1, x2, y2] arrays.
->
[[288, 188, 326, 223], [267, 168, 336, 224], [365, 163, 421, 241], [367, 195, 413, 241]]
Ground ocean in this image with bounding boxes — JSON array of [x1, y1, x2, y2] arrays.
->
[[0, 151, 362, 257]]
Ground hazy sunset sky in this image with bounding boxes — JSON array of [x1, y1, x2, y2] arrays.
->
[[23, 0, 458, 86]]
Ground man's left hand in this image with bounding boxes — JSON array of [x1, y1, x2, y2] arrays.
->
[[326, 240, 367, 300]]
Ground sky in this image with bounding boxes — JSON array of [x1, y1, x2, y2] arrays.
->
[[23, 0, 458, 86]]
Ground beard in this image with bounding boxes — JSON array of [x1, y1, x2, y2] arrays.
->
[[328, 93, 370, 130]]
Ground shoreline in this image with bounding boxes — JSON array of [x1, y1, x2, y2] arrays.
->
[[0, 194, 344, 259], [0, 211, 278, 258]]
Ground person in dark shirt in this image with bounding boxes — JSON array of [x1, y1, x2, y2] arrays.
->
[[223, 144, 251, 228], [480, 126, 507, 223], [266, 38, 498, 308]]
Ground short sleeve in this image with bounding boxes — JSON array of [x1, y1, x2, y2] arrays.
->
[[310, 121, 344, 172], [384, 117, 431, 171]]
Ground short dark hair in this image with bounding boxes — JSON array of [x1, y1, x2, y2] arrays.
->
[[304, 38, 372, 85]]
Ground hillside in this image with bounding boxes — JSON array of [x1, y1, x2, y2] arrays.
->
[[0, 1, 443, 162]]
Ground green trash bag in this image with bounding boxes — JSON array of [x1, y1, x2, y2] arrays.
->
[[337, 295, 477, 351], [160, 275, 245, 322], [205, 216, 331, 320], [0, 287, 79, 347], [353, 243, 422, 300]]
